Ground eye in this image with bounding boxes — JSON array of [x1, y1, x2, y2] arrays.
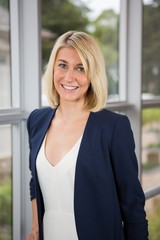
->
[[58, 63, 67, 69], [77, 66, 85, 72]]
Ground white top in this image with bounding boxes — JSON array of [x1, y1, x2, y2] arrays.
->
[[36, 135, 82, 240]]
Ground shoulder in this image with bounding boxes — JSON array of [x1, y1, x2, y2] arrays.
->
[[91, 109, 132, 138], [92, 108, 129, 127], [27, 107, 55, 132], [28, 107, 53, 119]]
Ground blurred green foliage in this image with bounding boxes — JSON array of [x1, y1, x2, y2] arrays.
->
[[142, 2, 160, 95], [147, 199, 160, 240], [0, 178, 12, 224], [41, 0, 90, 66], [143, 160, 159, 171], [0, 178, 12, 240], [0, 0, 9, 9], [41, 0, 119, 95], [142, 108, 160, 125], [41, 0, 160, 97]]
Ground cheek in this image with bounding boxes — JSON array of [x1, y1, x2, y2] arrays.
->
[[53, 72, 60, 90], [53, 70, 62, 84], [53, 69, 58, 80], [83, 77, 90, 88]]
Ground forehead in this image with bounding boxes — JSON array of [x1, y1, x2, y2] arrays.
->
[[56, 47, 82, 64]]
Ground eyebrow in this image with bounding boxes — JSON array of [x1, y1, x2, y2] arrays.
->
[[57, 59, 67, 63], [57, 59, 83, 66]]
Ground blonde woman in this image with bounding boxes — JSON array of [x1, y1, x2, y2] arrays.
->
[[27, 31, 148, 240]]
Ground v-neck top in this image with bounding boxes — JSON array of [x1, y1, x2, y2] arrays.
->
[[36, 135, 82, 240]]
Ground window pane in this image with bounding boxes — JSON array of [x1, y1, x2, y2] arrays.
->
[[0, 125, 12, 240], [41, 0, 120, 106], [142, 108, 160, 190], [0, 1, 11, 108], [145, 195, 160, 240], [142, 0, 160, 99]]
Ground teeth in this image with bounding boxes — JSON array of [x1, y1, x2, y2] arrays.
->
[[62, 85, 78, 90]]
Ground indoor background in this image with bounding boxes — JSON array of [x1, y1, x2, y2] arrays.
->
[[0, 0, 160, 239]]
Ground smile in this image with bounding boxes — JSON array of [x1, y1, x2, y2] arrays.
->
[[62, 84, 79, 90]]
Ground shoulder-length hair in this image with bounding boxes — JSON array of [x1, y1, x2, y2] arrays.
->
[[43, 31, 108, 112]]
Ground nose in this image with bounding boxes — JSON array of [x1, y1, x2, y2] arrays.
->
[[65, 68, 76, 82]]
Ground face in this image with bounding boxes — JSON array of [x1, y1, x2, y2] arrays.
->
[[53, 47, 90, 105]]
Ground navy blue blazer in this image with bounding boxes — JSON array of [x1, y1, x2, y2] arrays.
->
[[27, 107, 148, 240]]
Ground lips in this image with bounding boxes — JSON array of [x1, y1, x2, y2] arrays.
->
[[62, 84, 79, 90]]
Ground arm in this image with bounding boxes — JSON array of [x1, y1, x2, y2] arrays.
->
[[27, 199, 39, 240], [110, 115, 148, 239], [27, 111, 39, 240]]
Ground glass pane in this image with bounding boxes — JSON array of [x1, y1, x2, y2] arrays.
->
[[142, 0, 160, 99], [145, 195, 160, 240], [142, 108, 160, 190], [0, 125, 12, 240], [0, 1, 11, 108], [41, 0, 120, 106]]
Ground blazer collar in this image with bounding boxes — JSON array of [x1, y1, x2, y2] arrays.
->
[[32, 107, 57, 166]]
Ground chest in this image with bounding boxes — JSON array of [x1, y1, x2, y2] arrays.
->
[[44, 118, 87, 167]]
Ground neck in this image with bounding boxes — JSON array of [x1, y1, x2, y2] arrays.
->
[[56, 101, 89, 122]]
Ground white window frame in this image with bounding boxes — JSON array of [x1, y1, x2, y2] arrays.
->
[[0, 0, 159, 239], [0, 0, 41, 239]]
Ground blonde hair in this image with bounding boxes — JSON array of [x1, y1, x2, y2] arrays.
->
[[43, 31, 108, 112]]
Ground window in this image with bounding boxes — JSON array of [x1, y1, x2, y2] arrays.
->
[[0, 125, 12, 240], [145, 195, 160, 239], [142, 108, 160, 190], [142, 1, 160, 239], [0, 2, 12, 239], [1, 0, 157, 238], [0, 1, 11, 108], [142, 0, 160, 100], [41, 0, 122, 106]]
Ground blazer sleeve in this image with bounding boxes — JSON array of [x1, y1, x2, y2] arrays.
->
[[110, 115, 148, 239], [27, 110, 36, 201]]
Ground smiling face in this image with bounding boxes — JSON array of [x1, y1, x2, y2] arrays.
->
[[53, 47, 90, 107]]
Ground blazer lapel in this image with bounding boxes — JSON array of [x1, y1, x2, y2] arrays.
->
[[31, 108, 56, 169]]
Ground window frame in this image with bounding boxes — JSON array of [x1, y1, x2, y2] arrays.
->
[[0, 0, 160, 239], [0, 0, 41, 239]]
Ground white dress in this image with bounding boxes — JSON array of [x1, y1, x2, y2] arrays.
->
[[36, 135, 82, 240]]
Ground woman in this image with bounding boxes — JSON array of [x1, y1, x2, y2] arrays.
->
[[27, 31, 148, 240]]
